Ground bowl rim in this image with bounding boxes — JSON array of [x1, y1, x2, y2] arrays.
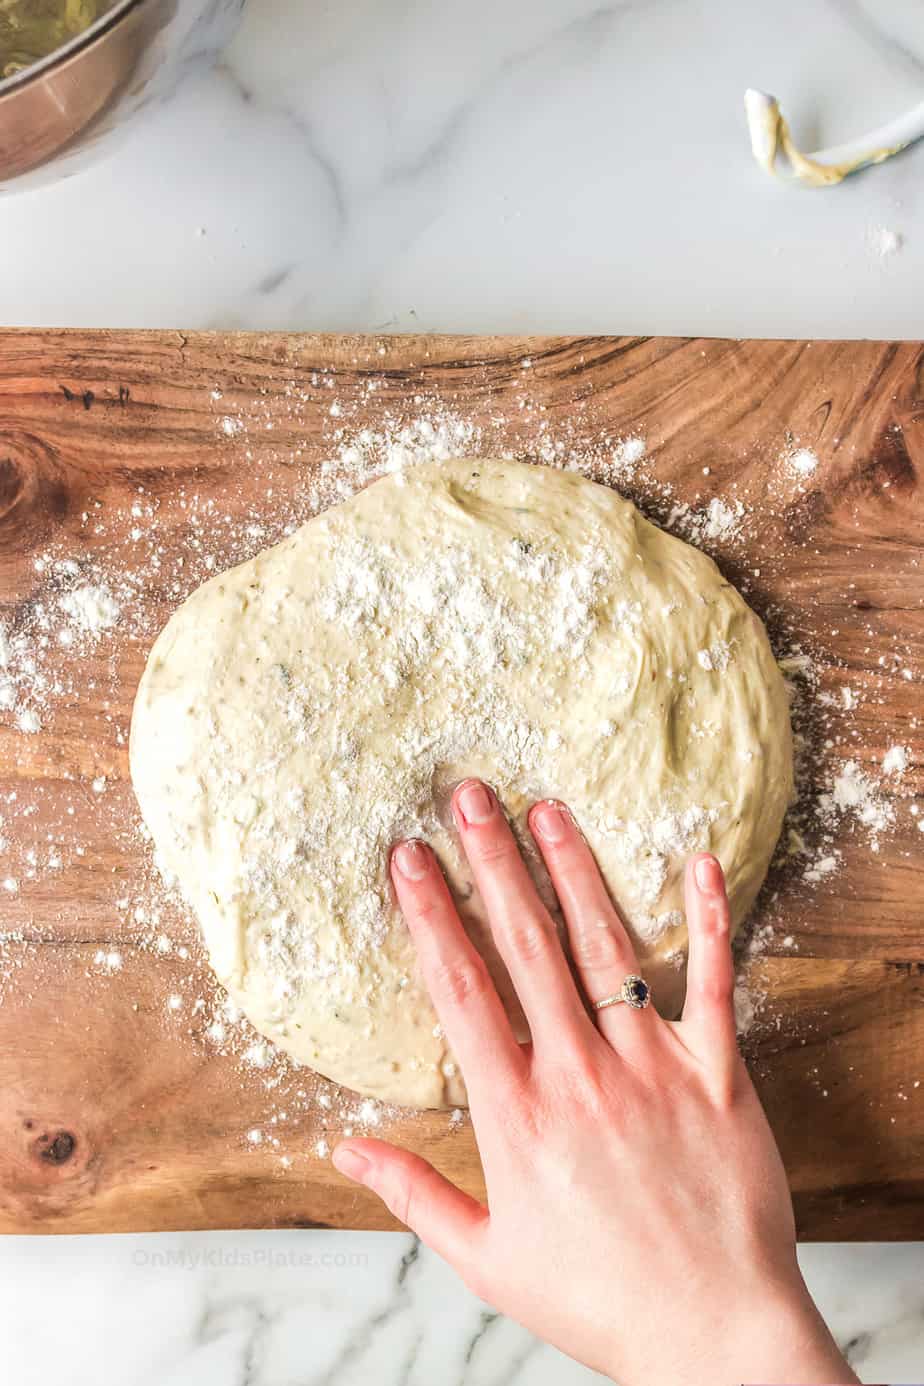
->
[[0, 0, 143, 97]]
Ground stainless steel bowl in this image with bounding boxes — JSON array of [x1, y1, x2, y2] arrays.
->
[[0, 0, 245, 191]]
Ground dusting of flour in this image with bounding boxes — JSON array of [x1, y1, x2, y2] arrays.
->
[[0, 364, 917, 1147]]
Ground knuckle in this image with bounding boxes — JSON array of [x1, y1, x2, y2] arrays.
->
[[408, 891, 445, 926], [505, 916, 555, 964], [561, 1052, 610, 1116], [505, 1093, 543, 1144], [692, 968, 734, 1006], [504, 1071, 539, 1125], [709, 1062, 744, 1112], [569, 920, 625, 971], [470, 833, 515, 867], [382, 1170, 415, 1228], [428, 953, 489, 1009]]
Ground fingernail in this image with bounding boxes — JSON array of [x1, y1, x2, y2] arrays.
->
[[531, 800, 571, 844], [454, 780, 495, 826], [332, 1146, 370, 1179], [392, 840, 429, 881], [694, 855, 723, 895]]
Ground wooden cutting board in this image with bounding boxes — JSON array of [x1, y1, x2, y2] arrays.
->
[[0, 331, 921, 1239]]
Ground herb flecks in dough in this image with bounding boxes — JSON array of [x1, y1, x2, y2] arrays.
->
[[131, 460, 793, 1108]]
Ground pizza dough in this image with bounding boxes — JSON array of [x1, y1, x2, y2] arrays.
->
[[131, 459, 793, 1108]]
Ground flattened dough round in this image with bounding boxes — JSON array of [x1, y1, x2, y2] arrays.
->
[[131, 459, 793, 1108]]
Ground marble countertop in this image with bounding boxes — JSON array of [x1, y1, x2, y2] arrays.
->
[[3, 0, 924, 339], [1, 1, 922, 1383]]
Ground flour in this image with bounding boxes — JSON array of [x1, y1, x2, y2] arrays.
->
[[867, 225, 902, 260], [802, 851, 841, 885], [882, 744, 909, 776], [734, 975, 764, 1037], [243, 1041, 271, 1069], [788, 448, 818, 477], [597, 804, 721, 927], [313, 414, 481, 505], [0, 364, 915, 1141], [732, 636, 907, 1036], [666, 496, 748, 546], [820, 760, 895, 849], [605, 435, 648, 485], [697, 641, 732, 673], [237, 526, 620, 993], [93, 950, 122, 973], [59, 583, 121, 637], [0, 574, 124, 738], [316, 533, 608, 666]]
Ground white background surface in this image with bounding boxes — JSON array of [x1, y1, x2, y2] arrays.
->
[[3, 0, 924, 339], [1, 1, 923, 1383]]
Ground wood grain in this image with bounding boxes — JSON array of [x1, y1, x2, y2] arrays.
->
[[0, 331, 921, 1238]]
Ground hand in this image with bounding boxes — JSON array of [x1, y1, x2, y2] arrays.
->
[[333, 779, 856, 1386]]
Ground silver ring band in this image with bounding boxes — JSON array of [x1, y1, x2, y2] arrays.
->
[[593, 974, 651, 1012]]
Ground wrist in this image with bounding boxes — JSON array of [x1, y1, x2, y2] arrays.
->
[[729, 1275, 859, 1386], [601, 1272, 859, 1386]]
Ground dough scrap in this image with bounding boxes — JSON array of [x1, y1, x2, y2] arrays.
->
[[131, 459, 793, 1108]]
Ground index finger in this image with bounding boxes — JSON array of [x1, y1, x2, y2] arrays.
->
[[390, 839, 526, 1106]]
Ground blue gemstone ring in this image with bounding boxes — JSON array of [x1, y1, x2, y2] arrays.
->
[[593, 975, 651, 1013]]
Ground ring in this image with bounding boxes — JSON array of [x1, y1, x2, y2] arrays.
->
[[593, 974, 652, 1012]]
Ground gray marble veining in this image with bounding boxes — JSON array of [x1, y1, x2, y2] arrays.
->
[[0, 1234, 922, 1382]]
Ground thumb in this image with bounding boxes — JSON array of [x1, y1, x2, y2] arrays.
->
[[681, 853, 738, 1064], [332, 1138, 488, 1270]]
